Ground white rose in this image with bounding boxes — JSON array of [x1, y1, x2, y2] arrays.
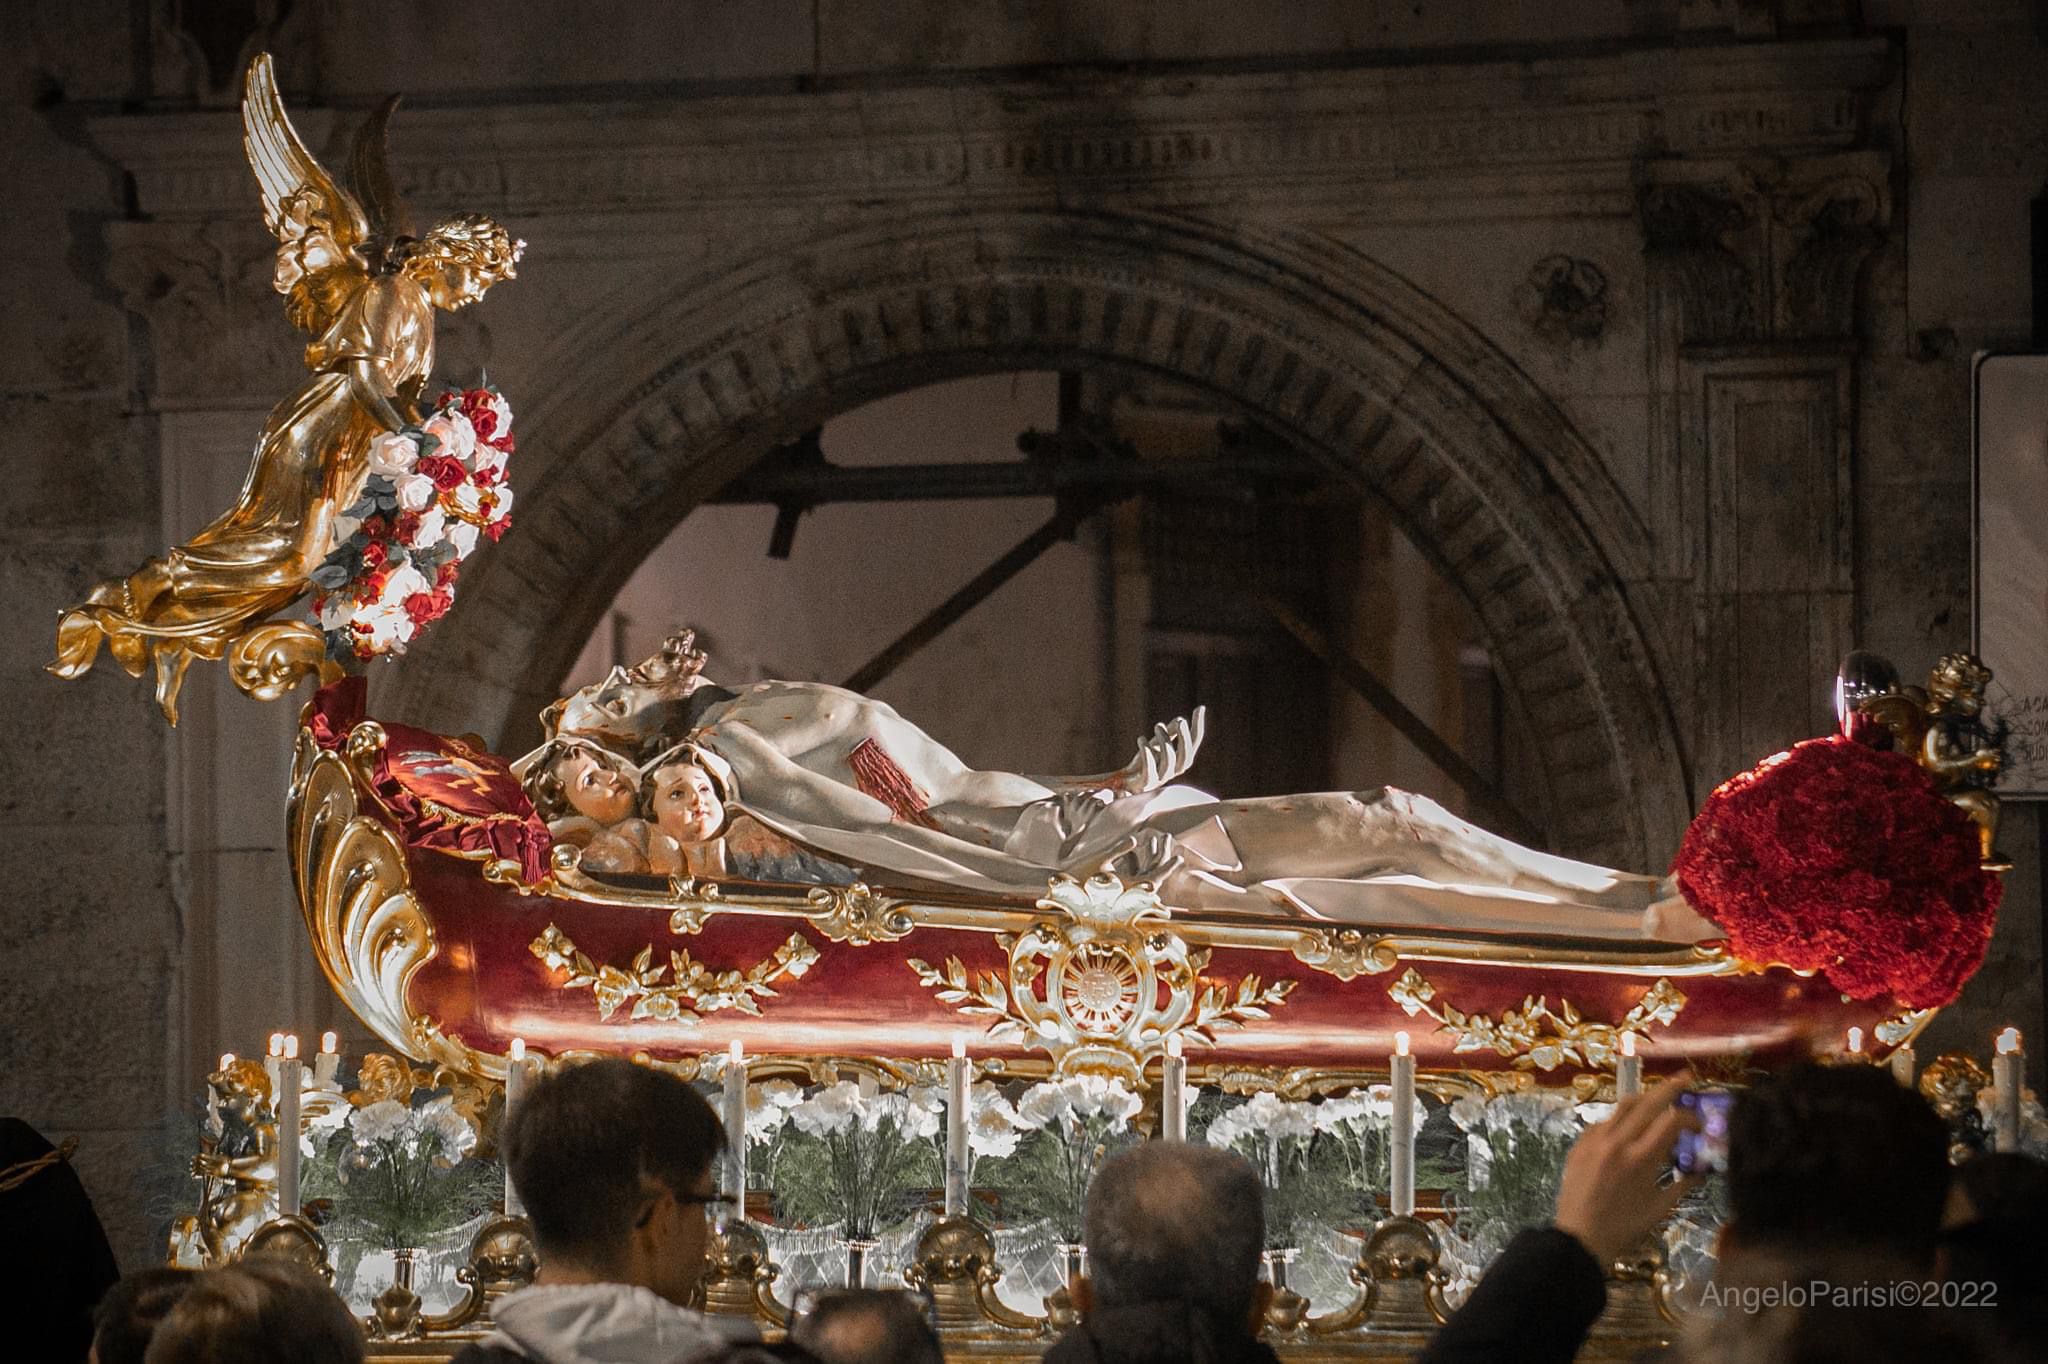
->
[[359, 603, 412, 651], [448, 521, 481, 558], [395, 473, 438, 513], [407, 507, 447, 550], [381, 563, 431, 604], [471, 444, 508, 480], [350, 1099, 411, 1144], [367, 431, 419, 478], [488, 483, 514, 519], [422, 411, 476, 464], [318, 595, 355, 631]]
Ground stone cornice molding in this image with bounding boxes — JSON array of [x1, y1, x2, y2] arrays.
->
[[91, 38, 1892, 224]]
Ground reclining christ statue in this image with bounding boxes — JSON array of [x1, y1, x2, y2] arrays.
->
[[514, 633, 1718, 944]]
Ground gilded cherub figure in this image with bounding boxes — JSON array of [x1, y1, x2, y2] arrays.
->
[[176, 1057, 280, 1267], [1853, 651, 2008, 870], [49, 54, 521, 722]]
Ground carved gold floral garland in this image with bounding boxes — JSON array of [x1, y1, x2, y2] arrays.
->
[[1388, 967, 1686, 1071], [530, 924, 820, 1023]]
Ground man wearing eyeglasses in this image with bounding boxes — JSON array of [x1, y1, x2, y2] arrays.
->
[[453, 1058, 752, 1364]]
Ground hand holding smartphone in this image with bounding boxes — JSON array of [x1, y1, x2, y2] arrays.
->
[[1673, 1088, 1733, 1175]]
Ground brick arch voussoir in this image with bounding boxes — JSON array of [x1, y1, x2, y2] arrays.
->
[[390, 213, 1682, 867]]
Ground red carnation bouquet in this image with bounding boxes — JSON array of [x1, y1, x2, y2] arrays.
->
[[1672, 735, 2001, 1008], [309, 385, 515, 660]]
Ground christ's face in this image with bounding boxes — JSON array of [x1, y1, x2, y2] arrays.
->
[[650, 761, 725, 844]]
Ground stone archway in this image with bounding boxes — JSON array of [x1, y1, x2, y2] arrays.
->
[[390, 208, 1689, 870]]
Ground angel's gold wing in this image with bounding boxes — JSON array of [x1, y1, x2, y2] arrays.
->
[[241, 53, 373, 335]]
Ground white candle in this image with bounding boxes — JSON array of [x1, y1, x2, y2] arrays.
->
[[276, 1036, 303, 1221], [1993, 1028, 2024, 1153], [1162, 1034, 1188, 1142], [314, 1031, 340, 1088], [1616, 1031, 1642, 1099], [504, 1038, 531, 1217], [1890, 1044, 1916, 1088], [722, 1040, 747, 1207], [1390, 1032, 1416, 1218], [945, 1036, 970, 1217], [1847, 1027, 1864, 1056]]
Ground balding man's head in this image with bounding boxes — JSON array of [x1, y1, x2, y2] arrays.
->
[[1082, 1142, 1267, 1327]]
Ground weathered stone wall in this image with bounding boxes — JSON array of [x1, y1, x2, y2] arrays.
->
[[2, 0, 2042, 1267]]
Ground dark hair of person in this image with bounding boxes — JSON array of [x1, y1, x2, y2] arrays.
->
[[503, 1056, 725, 1265], [92, 1268, 199, 1364], [140, 1259, 362, 1364], [1726, 1061, 1949, 1266], [1082, 1142, 1266, 1330], [1942, 1151, 2048, 1351], [789, 1288, 944, 1364]]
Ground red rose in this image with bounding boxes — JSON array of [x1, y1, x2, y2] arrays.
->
[[402, 591, 443, 626], [418, 456, 467, 492], [394, 511, 421, 544], [434, 561, 461, 590], [361, 514, 388, 539], [360, 540, 389, 571], [484, 515, 511, 542]]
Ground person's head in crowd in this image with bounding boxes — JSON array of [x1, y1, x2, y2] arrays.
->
[[139, 1260, 361, 1364], [1720, 1062, 1949, 1274], [1074, 1141, 1272, 1336], [1939, 1151, 2048, 1353], [789, 1288, 943, 1364], [502, 1056, 728, 1305], [90, 1268, 198, 1364]]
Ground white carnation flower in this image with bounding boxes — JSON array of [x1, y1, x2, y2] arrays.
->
[[417, 1096, 478, 1163], [968, 1085, 1024, 1159], [790, 1080, 861, 1137], [350, 1099, 411, 1145], [1013, 1082, 1073, 1132]]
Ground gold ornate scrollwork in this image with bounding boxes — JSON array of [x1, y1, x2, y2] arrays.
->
[[289, 731, 438, 1057], [1875, 1007, 1937, 1048], [806, 882, 915, 944], [1388, 967, 1686, 1071], [529, 924, 820, 1023], [1291, 927, 1398, 980], [227, 620, 333, 703], [908, 874, 1295, 1082]]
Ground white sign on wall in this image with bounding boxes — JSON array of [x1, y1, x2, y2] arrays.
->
[[1974, 352, 2048, 799]]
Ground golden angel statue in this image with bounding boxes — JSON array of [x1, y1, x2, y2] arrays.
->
[[49, 54, 521, 722]]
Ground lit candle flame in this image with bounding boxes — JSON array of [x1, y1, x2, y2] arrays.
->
[[1395, 1031, 1411, 1057], [1846, 1027, 1863, 1054], [1620, 1032, 1636, 1058], [219, 1053, 235, 1070], [951, 1034, 967, 1060], [1166, 1033, 1183, 1060], [268, 1032, 284, 1057], [283, 1034, 299, 1060], [1997, 1027, 2022, 1055], [728, 1038, 744, 1065], [509, 1037, 526, 1062], [321, 1032, 338, 1055]]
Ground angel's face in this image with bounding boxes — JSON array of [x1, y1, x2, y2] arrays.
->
[[427, 260, 489, 310], [556, 748, 635, 826], [650, 761, 726, 845]]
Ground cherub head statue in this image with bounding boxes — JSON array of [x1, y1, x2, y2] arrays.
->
[[642, 744, 733, 846], [207, 1058, 274, 1127], [397, 213, 524, 310], [1928, 653, 1994, 715], [522, 740, 639, 827], [546, 631, 713, 757]]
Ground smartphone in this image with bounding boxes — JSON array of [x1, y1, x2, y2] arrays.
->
[[1674, 1088, 1734, 1175]]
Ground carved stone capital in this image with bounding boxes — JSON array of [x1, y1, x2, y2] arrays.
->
[[1637, 152, 1890, 345]]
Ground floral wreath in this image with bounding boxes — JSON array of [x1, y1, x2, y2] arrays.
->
[[310, 385, 515, 660]]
